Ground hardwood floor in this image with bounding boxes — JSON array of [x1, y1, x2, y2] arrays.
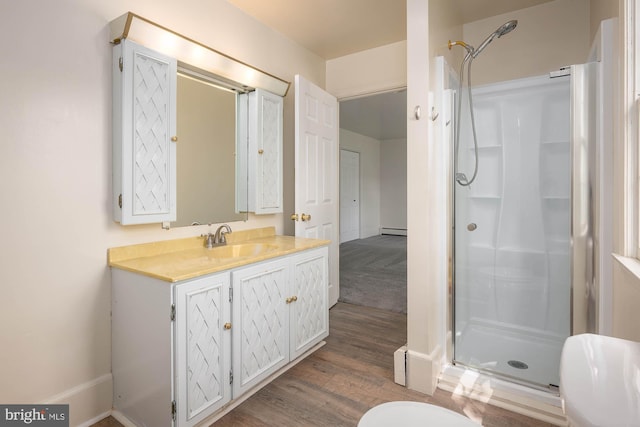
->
[[97, 303, 553, 427]]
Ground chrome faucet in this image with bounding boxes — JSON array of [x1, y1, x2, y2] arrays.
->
[[214, 224, 232, 245]]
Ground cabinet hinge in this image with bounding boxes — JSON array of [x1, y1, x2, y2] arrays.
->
[[229, 286, 233, 303], [118, 194, 122, 209], [170, 304, 175, 321], [229, 369, 233, 384], [171, 400, 176, 421], [118, 56, 123, 72]]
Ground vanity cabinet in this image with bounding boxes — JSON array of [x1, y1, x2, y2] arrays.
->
[[111, 244, 327, 426], [244, 89, 284, 214], [112, 39, 177, 225], [112, 269, 231, 427], [232, 246, 328, 396]]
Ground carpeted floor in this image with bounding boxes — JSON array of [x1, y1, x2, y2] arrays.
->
[[339, 234, 407, 313]]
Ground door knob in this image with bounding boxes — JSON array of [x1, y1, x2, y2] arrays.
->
[[301, 213, 311, 222]]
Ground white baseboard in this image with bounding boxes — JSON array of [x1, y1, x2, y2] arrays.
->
[[406, 346, 442, 395], [394, 345, 407, 386], [41, 373, 113, 427], [380, 227, 407, 236]]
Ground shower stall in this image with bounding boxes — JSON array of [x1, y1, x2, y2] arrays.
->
[[442, 28, 600, 392]]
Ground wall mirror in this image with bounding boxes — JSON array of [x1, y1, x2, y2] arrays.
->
[[109, 12, 290, 227], [173, 71, 247, 226]]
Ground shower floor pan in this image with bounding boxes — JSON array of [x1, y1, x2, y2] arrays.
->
[[454, 318, 566, 388]]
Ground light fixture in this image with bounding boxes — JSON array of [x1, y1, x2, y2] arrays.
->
[[109, 12, 290, 96]]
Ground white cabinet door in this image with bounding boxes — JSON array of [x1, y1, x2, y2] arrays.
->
[[247, 89, 283, 214], [113, 39, 177, 225], [232, 259, 289, 396], [174, 272, 231, 427], [289, 247, 329, 360]]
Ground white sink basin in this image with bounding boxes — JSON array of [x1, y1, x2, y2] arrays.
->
[[560, 333, 640, 426]]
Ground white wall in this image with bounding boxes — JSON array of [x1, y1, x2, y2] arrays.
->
[[380, 139, 408, 230], [326, 41, 407, 99], [339, 129, 381, 238], [0, 0, 324, 425], [589, 0, 619, 41], [463, 0, 590, 86]]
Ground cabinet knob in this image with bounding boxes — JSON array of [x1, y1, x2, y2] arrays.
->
[[171, 136, 178, 142], [301, 213, 311, 222], [286, 297, 292, 304], [258, 149, 264, 154], [290, 214, 299, 221], [292, 295, 298, 302], [223, 322, 232, 330]]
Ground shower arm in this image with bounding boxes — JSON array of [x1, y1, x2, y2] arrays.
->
[[448, 40, 474, 58]]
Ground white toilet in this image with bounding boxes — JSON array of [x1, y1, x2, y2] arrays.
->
[[358, 401, 478, 426], [560, 333, 640, 426]]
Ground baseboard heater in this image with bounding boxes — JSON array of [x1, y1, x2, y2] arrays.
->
[[380, 227, 407, 236]]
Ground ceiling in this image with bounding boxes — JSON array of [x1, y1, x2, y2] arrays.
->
[[340, 90, 407, 140], [225, 0, 555, 140], [225, 0, 554, 60]]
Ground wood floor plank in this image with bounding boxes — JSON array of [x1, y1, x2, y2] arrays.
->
[[96, 303, 554, 426], [214, 303, 554, 427]]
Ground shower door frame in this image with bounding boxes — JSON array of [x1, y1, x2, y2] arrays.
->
[[448, 65, 598, 391]]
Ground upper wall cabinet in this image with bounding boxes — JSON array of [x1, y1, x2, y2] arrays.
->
[[109, 12, 290, 226], [247, 89, 284, 214], [113, 39, 177, 225]]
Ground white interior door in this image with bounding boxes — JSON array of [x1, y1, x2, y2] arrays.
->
[[340, 149, 360, 243], [294, 75, 339, 306]]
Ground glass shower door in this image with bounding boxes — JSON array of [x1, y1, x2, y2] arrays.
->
[[453, 74, 574, 388]]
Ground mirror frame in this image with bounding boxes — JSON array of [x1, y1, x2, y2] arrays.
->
[[109, 12, 290, 96]]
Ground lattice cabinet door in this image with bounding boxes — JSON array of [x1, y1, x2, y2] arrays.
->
[[289, 247, 329, 360], [174, 272, 231, 427], [231, 258, 289, 396], [247, 88, 283, 214], [113, 39, 177, 225]]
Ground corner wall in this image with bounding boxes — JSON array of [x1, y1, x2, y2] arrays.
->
[[0, 0, 324, 425], [326, 41, 407, 99], [463, 0, 590, 86]]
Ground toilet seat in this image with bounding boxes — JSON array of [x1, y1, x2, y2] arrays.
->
[[358, 401, 478, 426]]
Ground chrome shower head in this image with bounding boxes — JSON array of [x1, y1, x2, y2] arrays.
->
[[496, 20, 518, 37], [471, 20, 518, 59]]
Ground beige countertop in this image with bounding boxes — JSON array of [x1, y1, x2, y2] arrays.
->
[[108, 227, 330, 282]]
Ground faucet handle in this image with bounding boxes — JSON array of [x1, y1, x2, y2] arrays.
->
[[201, 233, 215, 249]]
